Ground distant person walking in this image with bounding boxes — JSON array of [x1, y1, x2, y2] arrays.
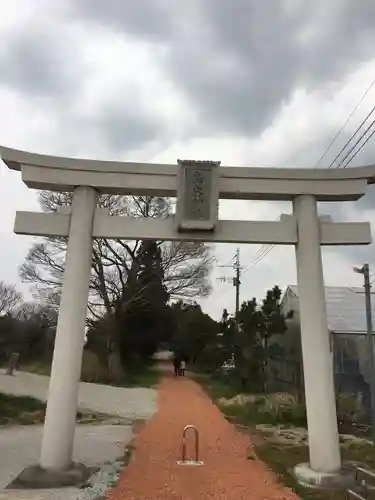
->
[[180, 359, 186, 376], [173, 356, 181, 377]]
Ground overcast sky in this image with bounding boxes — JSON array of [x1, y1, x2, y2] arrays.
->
[[1, 0, 375, 320]]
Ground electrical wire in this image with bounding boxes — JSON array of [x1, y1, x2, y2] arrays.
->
[[242, 244, 274, 272], [239, 214, 286, 275], [341, 127, 375, 168], [241, 245, 276, 276], [334, 115, 375, 169], [313, 75, 375, 168], [328, 105, 375, 168], [216, 79, 375, 296]]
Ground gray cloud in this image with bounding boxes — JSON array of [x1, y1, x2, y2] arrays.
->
[[166, 0, 375, 136], [0, 22, 80, 100], [69, 0, 173, 40], [0, 5, 168, 155], [3, 1, 375, 154], [70, 0, 375, 137], [60, 104, 163, 155]]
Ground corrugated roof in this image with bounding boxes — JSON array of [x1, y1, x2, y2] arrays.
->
[[288, 285, 375, 334]]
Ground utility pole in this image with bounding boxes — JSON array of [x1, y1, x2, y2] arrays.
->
[[354, 263, 375, 444], [233, 248, 241, 318], [217, 247, 242, 319]]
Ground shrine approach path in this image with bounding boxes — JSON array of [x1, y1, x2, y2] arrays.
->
[[107, 371, 298, 500]]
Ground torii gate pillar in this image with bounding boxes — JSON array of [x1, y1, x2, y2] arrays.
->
[[294, 194, 341, 476], [39, 186, 97, 471]]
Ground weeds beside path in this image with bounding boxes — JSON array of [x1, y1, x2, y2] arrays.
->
[[0, 392, 46, 425], [195, 372, 375, 500]]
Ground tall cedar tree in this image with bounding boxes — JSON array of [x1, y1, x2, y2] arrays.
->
[[118, 240, 171, 363]]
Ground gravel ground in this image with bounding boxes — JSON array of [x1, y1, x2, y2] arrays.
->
[[0, 425, 132, 500], [107, 375, 298, 500], [0, 370, 156, 420], [0, 370, 157, 499]]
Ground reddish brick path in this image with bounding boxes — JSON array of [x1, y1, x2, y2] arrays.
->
[[107, 373, 298, 500]]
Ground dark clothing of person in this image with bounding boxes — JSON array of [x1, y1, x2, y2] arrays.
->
[[173, 358, 181, 376]]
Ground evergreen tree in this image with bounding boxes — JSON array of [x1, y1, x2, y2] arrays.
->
[[170, 301, 219, 365], [235, 298, 263, 390], [118, 240, 171, 363], [137, 241, 169, 311], [259, 285, 292, 390], [220, 286, 293, 391]]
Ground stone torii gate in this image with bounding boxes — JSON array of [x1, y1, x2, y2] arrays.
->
[[2, 146, 375, 487]]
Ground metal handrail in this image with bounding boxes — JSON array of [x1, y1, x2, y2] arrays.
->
[[356, 467, 375, 482], [347, 467, 375, 500]]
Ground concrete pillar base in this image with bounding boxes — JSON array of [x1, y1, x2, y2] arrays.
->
[[293, 463, 354, 489], [7, 462, 96, 490]]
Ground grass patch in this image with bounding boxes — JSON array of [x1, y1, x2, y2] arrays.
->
[[193, 372, 240, 400], [0, 392, 113, 426], [20, 351, 160, 388], [80, 352, 159, 388], [0, 392, 46, 425], [342, 440, 375, 469], [218, 397, 307, 428], [255, 442, 337, 500], [197, 373, 371, 434], [196, 373, 375, 500], [18, 360, 51, 376], [254, 440, 375, 500], [117, 366, 159, 388]]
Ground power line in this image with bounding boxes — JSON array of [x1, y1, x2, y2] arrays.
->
[[243, 245, 274, 272], [240, 245, 271, 273], [234, 78, 375, 297], [217, 78, 375, 294], [313, 75, 375, 168], [341, 127, 375, 168], [334, 115, 375, 169], [242, 245, 276, 276], [328, 105, 375, 168], [239, 214, 286, 276]]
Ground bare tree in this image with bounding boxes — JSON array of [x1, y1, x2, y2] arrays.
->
[[0, 281, 23, 316], [19, 191, 213, 379], [20, 192, 213, 317]]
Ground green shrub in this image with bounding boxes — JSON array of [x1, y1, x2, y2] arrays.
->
[[216, 391, 307, 427], [80, 350, 113, 384], [336, 393, 360, 423]]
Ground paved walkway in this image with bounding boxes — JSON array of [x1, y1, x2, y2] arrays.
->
[[108, 374, 298, 500], [0, 424, 132, 500], [0, 370, 156, 420]]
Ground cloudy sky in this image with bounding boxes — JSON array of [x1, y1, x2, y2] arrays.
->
[[1, 0, 375, 320]]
